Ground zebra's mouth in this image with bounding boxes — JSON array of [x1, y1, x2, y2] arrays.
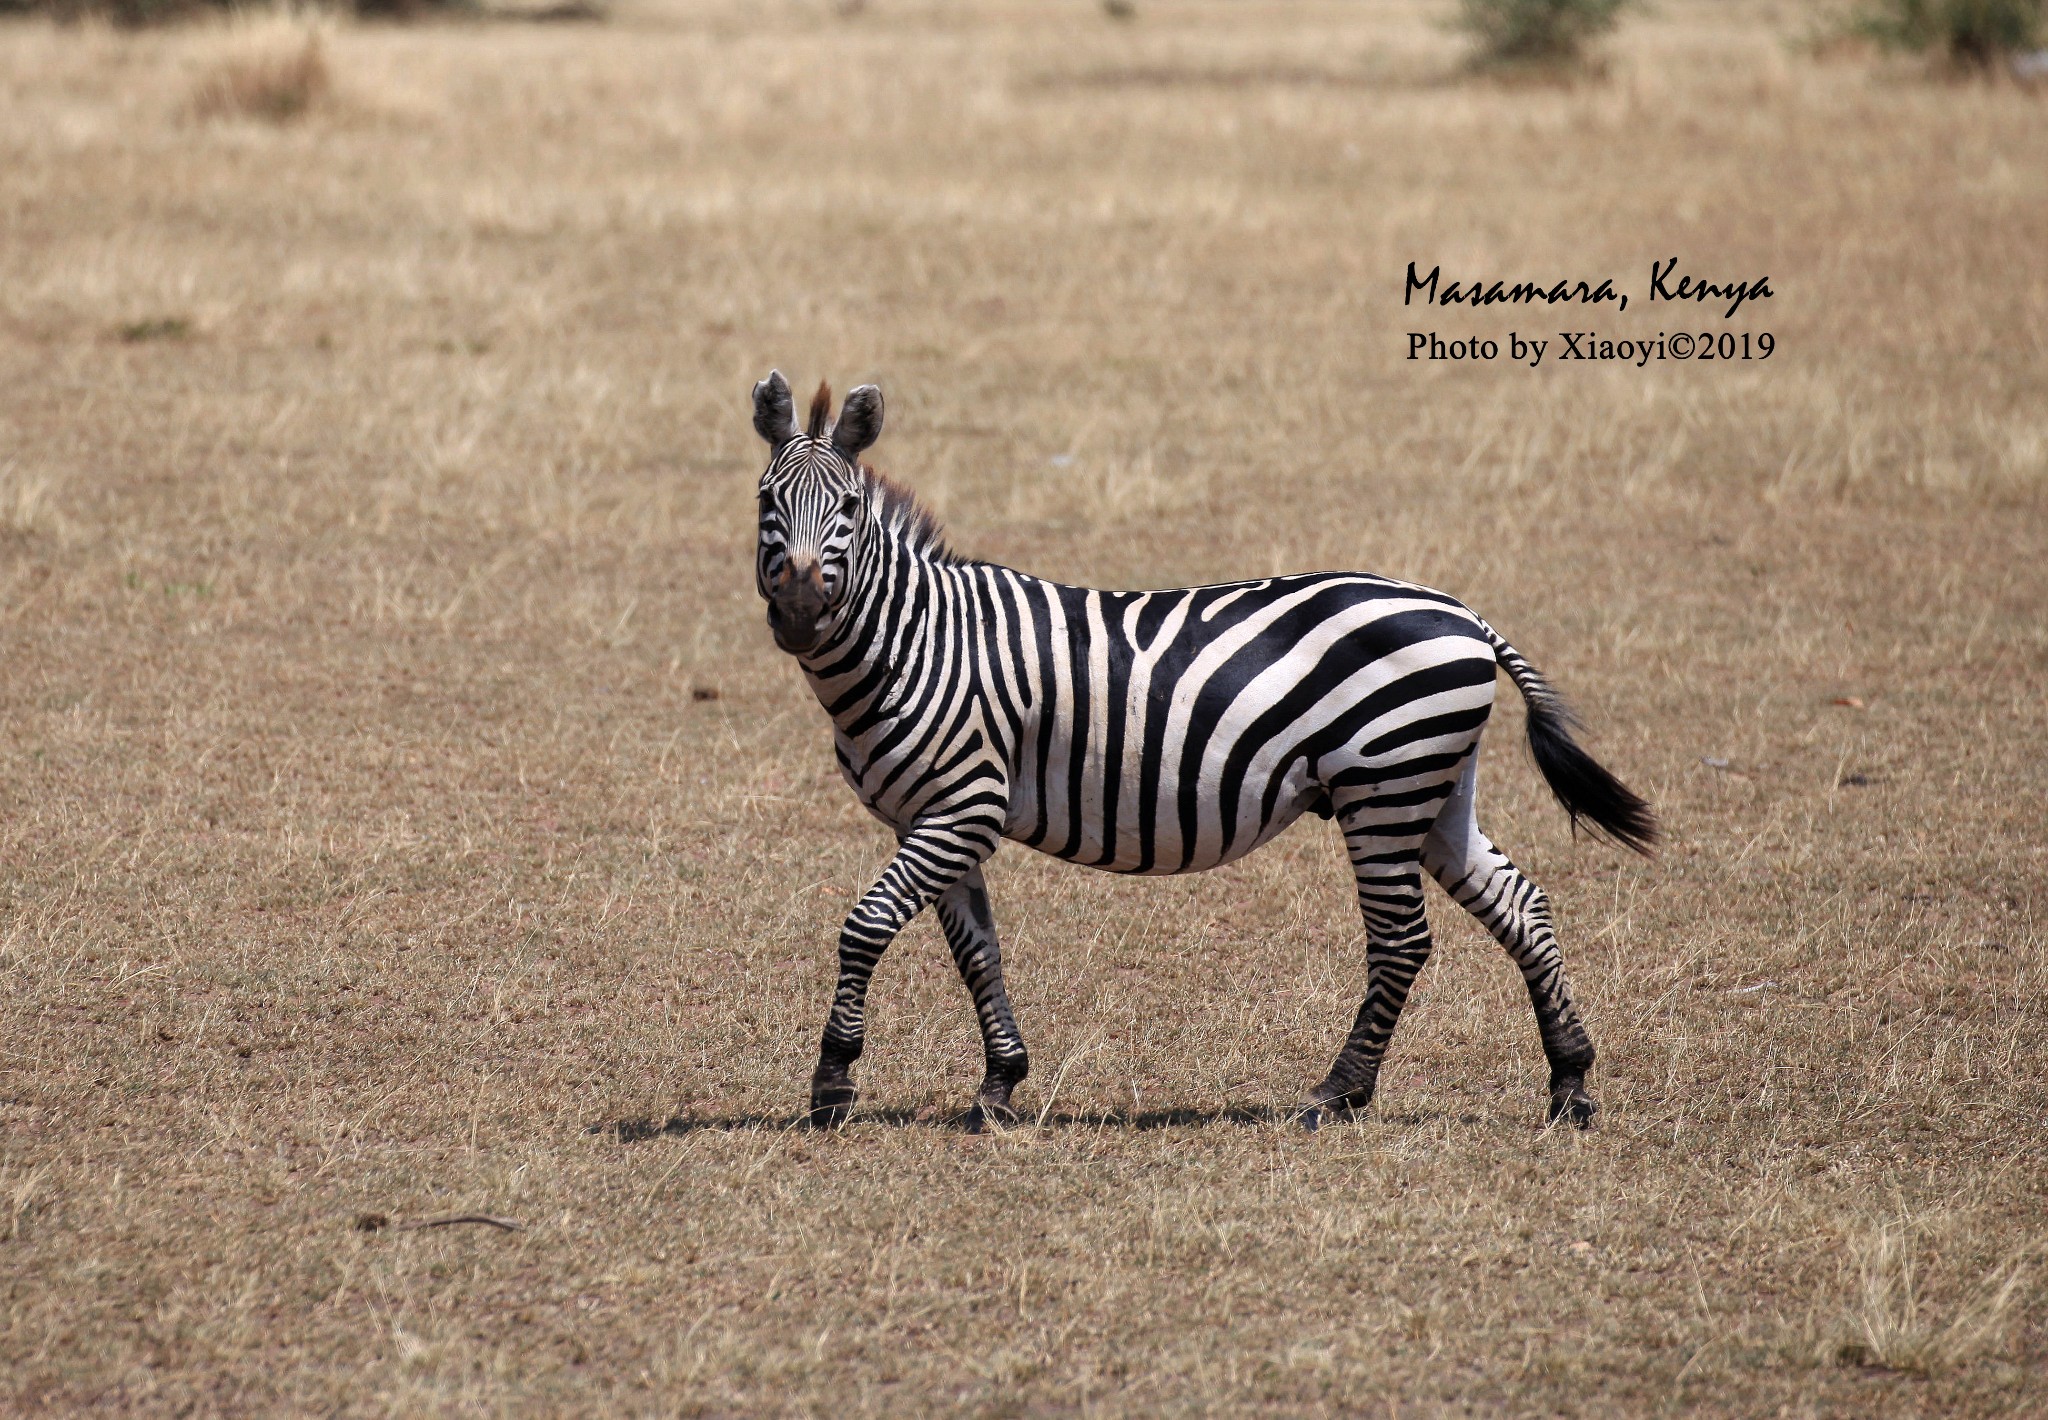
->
[[769, 616, 820, 654], [767, 589, 827, 654], [765, 559, 830, 655]]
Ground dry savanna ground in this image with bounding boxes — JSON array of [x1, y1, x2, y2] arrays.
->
[[2, 0, 2045, 1413]]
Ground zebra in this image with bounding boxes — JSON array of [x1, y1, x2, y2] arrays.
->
[[750, 372, 1656, 1131]]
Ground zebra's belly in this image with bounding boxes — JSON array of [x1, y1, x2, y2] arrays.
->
[[1004, 755, 1328, 875], [1022, 797, 1321, 875]]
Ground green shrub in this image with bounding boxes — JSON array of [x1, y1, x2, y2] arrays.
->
[[1858, 0, 2043, 66], [1455, 0, 1634, 67]]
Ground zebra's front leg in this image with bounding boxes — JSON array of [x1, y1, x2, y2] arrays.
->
[[1304, 860, 1435, 1131], [934, 866, 1029, 1129], [812, 824, 991, 1126]]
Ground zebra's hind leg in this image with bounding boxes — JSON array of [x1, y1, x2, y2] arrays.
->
[[934, 866, 1029, 1130], [1303, 813, 1442, 1131], [1422, 751, 1599, 1128]]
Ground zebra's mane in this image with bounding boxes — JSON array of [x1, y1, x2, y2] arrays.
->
[[862, 467, 966, 565]]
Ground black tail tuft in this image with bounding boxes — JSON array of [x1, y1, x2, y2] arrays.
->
[[1525, 701, 1659, 857]]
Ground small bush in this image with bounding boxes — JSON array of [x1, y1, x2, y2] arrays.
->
[[189, 31, 329, 123], [119, 316, 192, 342], [1456, 0, 1634, 67], [1858, 0, 2043, 66]]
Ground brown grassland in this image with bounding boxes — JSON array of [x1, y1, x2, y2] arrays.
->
[[2, 0, 2046, 1412]]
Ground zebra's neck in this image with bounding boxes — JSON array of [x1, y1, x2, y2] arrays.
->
[[796, 501, 978, 732]]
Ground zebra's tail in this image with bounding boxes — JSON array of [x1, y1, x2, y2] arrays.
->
[[1483, 624, 1658, 857]]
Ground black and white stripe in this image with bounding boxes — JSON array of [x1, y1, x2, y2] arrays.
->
[[750, 373, 1657, 1129]]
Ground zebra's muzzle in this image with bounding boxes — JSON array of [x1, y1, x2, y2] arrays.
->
[[766, 562, 829, 654]]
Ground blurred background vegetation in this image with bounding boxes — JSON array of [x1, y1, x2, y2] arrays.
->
[[1454, 0, 1634, 69], [2, 0, 2038, 81], [1854, 0, 2042, 66], [0, 0, 472, 24]]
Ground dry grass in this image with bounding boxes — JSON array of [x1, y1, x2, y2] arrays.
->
[[1823, 1216, 2032, 1374], [1, 0, 2045, 1413], [186, 21, 329, 123], [0, 463, 63, 538]]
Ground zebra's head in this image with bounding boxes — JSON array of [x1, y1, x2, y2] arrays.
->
[[752, 370, 884, 656]]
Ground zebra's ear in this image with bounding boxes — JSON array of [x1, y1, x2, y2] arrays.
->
[[832, 384, 884, 459], [753, 371, 797, 447]]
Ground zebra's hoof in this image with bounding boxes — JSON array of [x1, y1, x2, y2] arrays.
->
[[1299, 1086, 1371, 1132], [808, 1081, 857, 1128], [1306, 1079, 1374, 1114], [1298, 1102, 1357, 1132], [1546, 1077, 1598, 1129], [962, 1096, 1020, 1133]]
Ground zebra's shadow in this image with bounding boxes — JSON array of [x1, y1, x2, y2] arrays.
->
[[595, 1104, 1286, 1142]]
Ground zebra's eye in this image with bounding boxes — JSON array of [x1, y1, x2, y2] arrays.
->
[[839, 492, 862, 519]]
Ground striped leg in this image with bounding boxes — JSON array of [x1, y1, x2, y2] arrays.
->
[[813, 822, 994, 1125], [1304, 806, 1445, 1128], [1422, 752, 1599, 1127], [933, 865, 1029, 1128]]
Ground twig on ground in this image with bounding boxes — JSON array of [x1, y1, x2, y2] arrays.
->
[[353, 1212, 523, 1233]]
